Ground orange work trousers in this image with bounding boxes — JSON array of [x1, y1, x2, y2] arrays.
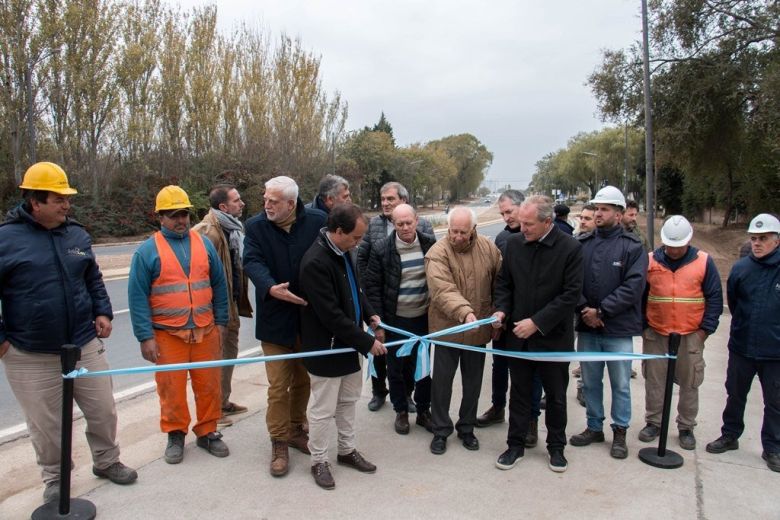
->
[[155, 327, 221, 437]]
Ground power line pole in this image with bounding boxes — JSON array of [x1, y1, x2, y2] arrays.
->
[[641, 0, 655, 249]]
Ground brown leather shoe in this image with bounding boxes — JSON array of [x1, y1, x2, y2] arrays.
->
[[415, 410, 433, 432], [337, 450, 376, 473], [476, 406, 505, 427], [311, 462, 335, 490], [288, 424, 311, 454], [270, 439, 289, 477], [395, 412, 410, 435]]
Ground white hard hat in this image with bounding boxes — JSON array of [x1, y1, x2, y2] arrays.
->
[[747, 213, 780, 234], [590, 185, 626, 209], [660, 215, 693, 247]]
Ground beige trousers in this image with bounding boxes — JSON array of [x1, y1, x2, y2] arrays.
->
[[2, 338, 120, 484], [642, 328, 707, 430], [307, 369, 362, 464]]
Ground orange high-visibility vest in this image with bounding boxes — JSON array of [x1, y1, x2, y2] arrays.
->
[[149, 231, 214, 328], [646, 251, 708, 335]]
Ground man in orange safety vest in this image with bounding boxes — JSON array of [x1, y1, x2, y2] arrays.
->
[[638, 215, 722, 450], [129, 185, 230, 464]]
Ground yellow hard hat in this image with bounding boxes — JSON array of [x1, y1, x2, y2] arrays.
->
[[155, 185, 193, 212], [19, 162, 78, 195]]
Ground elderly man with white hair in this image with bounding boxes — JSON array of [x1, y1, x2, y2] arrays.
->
[[639, 216, 722, 451], [243, 176, 327, 478], [425, 206, 502, 455]]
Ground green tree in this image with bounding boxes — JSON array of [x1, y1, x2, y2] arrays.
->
[[589, 0, 780, 221], [428, 133, 492, 201]]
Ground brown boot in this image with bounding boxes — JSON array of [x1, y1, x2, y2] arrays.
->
[[611, 426, 628, 459], [270, 439, 289, 477], [525, 419, 538, 448], [288, 424, 311, 454]]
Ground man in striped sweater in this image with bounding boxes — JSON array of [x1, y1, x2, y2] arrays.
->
[[364, 204, 437, 434]]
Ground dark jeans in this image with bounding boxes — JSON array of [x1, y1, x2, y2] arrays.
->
[[721, 350, 780, 453], [386, 315, 431, 413], [508, 358, 569, 451], [491, 350, 542, 417], [431, 344, 486, 437]]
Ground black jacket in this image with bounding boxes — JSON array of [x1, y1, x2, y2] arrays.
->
[[243, 200, 327, 347], [576, 225, 648, 336], [0, 205, 113, 353], [364, 231, 437, 324], [299, 230, 377, 377], [493, 225, 521, 348], [305, 195, 330, 214], [357, 213, 434, 276], [553, 218, 574, 236], [494, 225, 583, 351]]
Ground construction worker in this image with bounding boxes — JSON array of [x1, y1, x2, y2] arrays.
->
[[129, 185, 230, 464], [639, 216, 722, 450], [570, 185, 647, 460], [707, 213, 780, 473], [1, 162, 137, 504], [193, 184, 253, 426]]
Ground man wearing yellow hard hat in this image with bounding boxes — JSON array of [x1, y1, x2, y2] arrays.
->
[[0, 162, 137, 504], [128, 185, 230, 464]]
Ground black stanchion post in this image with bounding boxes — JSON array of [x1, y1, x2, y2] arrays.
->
[[32, 344, 96, 519], [639, 332, 684, 469]]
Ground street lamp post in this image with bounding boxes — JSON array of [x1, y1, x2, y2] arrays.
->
[[641, 0, 656, 249]]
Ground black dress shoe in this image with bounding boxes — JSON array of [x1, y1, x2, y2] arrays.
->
[[368, 394, 387, 412], [430, 435, 447, 455], [458, 432, 479, 451], [706, 434, 739, 454]]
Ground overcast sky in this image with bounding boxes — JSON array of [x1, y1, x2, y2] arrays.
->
[[178, 0, 641, 189]]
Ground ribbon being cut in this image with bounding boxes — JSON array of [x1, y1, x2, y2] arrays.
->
[[64, 316, 672, 381]]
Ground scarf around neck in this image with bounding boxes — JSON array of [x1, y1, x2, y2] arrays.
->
[[213, 209, 245, 260]]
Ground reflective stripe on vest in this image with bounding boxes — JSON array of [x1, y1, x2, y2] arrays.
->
[[149, 231, 214, 328], [646, 251, 707, 335]]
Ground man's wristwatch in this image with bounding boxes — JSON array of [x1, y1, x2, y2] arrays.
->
[[596, 308, 604, 320]]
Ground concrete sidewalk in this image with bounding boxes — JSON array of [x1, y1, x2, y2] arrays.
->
[[0, 314, 776, 519]]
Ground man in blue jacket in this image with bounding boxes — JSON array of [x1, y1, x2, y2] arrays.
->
[[244, 176, 327, 478], [706, 213, 780, 473], [0, 162, 137, 504], [570, 186, 648, 460]]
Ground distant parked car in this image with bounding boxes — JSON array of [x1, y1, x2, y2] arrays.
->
[[483, 198, 492, 203]]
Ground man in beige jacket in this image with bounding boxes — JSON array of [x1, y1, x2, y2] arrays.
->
[[425, 206, 502, 455], [193, 184, 253, 425]]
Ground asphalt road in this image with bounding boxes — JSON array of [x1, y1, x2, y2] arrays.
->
[[0, 219, 506, 433]]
